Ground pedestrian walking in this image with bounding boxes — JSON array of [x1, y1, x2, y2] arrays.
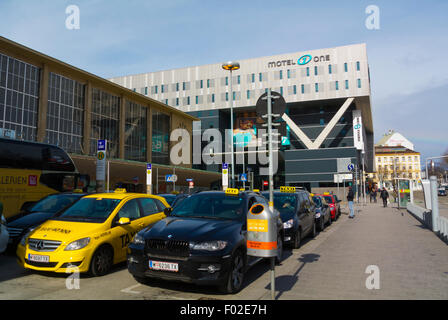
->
[[380, 187, 389, 208], [373, 187, 378, 203], [347, 186, 355, 218]]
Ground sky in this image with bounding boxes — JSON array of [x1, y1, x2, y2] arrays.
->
[[0, 0, 447, 165]]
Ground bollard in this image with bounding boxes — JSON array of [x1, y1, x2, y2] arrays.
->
[[429, 176, 439, 232]]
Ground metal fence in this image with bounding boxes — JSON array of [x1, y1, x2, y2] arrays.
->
[[407, 203, 448, 244]]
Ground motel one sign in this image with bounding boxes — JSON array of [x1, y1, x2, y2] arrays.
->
[[267, 54, 331, 68]]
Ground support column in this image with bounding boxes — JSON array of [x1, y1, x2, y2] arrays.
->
[[36, 63, 49, 142], [146, 106, 153, 164], [119, 96, 126, 159], [82, 81, 92, 155]]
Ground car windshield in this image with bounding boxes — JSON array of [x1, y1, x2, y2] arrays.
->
[[159, 194, 176, 206], [324, 196, 334, 204], [312, 196, 322, 206], [171, 193, 245, 220], [30, 194, 81, 213], [53, 197, 121, 223], [263, 193, 297, 214]]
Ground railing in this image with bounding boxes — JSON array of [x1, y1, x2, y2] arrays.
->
[[439, 216, 448, 242], [407, 203, 448, 244]]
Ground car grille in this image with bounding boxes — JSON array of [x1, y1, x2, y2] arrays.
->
[[28, 238, 62, 252], [7, 227, 23, 238], [146, 239, 190, 258]]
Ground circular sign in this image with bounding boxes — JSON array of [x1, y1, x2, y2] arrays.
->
[[297, 54, 312, 65], [97, 151, 105, 160], [348, 163, 354, 171]]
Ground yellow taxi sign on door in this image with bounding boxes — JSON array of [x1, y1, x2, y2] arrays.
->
[[280, 186, 296, 193]]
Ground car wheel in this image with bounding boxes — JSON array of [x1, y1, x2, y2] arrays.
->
[[275, 234, 283, 265], [220, 250, 245, 294], [292, 228, 301, 249], [89, 245, 113, 276], [319, 217, 325, 231], [309, 222, 316, 238]]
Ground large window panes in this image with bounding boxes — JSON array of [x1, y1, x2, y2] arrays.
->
[[152, 111, 170, 165], [125, 101, 147, 162], [46, 72, 85, 154], [0, 53, 40, 141], [90, 88, 120, 158]]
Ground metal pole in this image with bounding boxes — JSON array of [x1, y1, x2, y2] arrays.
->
[[156, 167, 159, 194], [230, 69, 235, 188], [267, 88, 275, 300], [107, 161, 110, 192], [270, 257, 275, 300], [430, 175, 439, 232]]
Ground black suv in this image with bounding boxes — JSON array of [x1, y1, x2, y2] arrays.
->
[[127, 190, 284, 294]]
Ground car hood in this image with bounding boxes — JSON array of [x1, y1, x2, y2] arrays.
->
[[144, 216, 242, 242], [29, 219, 106, 244], [7, 211, 56, 230], [280, 211, 295, 222]]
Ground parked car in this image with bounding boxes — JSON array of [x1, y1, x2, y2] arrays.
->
[[311, 194, 332, 231], [16, 189, 169, 276], [321, 193, 341, 221], [262, 187, 316, 249], [6, 192, 87, 251], [0, 210, 9, 254], [438, 188, 447, 196], [127, 189, 284, 294]]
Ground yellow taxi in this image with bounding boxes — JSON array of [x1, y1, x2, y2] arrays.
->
[[16, 189, 169, 276]]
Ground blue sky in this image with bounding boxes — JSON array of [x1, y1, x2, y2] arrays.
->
[[1, 0, 447, 164]]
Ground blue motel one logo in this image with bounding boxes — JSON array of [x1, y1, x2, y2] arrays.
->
[[267, 54, 330, 68]]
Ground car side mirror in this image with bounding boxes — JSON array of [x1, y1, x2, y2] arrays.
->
[[164, 207, 173, 216], [117, 217, 131, 226]]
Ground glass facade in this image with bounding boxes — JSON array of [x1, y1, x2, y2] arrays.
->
[[124, 101, 147, 162], [90, 88, 120, 158], [152, 111, 170, 165], [0, 53, 40, 141], [46, 72, 85, 154]]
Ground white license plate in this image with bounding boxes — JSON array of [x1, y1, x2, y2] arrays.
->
[[28, 254, 49, 263], [149, 260, 178, 272]]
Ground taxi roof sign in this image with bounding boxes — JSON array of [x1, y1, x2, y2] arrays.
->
[[114, 188, 127, 193], [225, 188, 239, 196], [280, 186, 296, 193]]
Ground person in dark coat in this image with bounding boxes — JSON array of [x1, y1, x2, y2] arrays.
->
[[347, 186, 355, 218], [380, 187, 389, 207]]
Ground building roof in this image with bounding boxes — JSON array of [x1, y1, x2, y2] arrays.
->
[[375, 146, 420, 155]]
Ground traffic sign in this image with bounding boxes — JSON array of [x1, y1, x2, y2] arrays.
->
[[165, 174, 178, 182], [240, 173, 247, 182], [348, 163, 355, 172]]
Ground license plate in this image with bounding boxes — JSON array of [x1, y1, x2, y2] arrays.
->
[[28, 254, 49, 263], [149, 260, 178, 272]]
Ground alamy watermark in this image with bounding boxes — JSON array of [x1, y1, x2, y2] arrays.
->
[[65, 5, 80, 30], [365, 265, 380, 290], [365, 5, 380, 30]]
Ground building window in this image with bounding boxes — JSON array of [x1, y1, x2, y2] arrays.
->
[[345, 80, 349, 89], [251, 73, 255, 83], [232, 91, 236, 101], [356, 61, 360, 71], [287, 69, 291, 79], [357, 79, 361, 88], [280, 87, 283, 95], [182, 82, 186, 90], [306, 67, 310, 77], [301, 84, 305, 94], [247, 90, 250, 99], [315, 83, 319, 92], [144, 87, 148, 95], [152, 111, 170, 165], [314, 66, 318, 76], [176, 98, 179, 106], [293, 85, 297, 95], [187, 96, 190, 105], [46, 72, 85, 154], [225, 92, 229, 101], [335, 80, 339, 90], [328, 64, 332, 74], [344, 63, 348, 72], [200, 80, 203, 89], [154, 85, 158, 94], [225, 77, 228, 86], [90, 88, 120, 158], [195, 96, 199, 104], [212, 93, 215, 103], [206, 79, 210, 88], [124, 101, 147, 162], [259, 73, 263, 82], [279, 70, 283, 80], [237, 75, 240, 84], [176, 83, 179, 91]]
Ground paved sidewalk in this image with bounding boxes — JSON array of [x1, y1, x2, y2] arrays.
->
[[238, 202, 448, 300]]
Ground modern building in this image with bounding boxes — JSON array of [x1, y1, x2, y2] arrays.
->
[[0, 36, 220, 193], [110, 43, 374, 191]]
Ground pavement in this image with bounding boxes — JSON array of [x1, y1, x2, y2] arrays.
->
[[0, 203, 447, 300]]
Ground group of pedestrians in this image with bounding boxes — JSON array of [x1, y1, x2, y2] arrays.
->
[[346, 185, 392, 219]]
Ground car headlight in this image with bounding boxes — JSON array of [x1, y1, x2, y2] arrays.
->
[[20, 228, 35, 246], [191, 241, 227, 251], [283, 219, 294, 229], [64, 237, 90, 251], [132, 234, 145, 245]]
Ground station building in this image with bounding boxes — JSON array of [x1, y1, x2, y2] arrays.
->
[[110, 43, 375, 191], [0, 36, 220, 193]]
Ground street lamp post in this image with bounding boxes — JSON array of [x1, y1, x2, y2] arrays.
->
[[222, 61, 240, 188]]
